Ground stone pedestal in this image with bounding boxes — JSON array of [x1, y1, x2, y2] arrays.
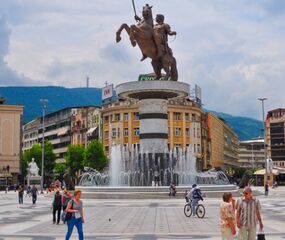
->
[[27, 175, 41, 187], [116, 80, 189, 154]]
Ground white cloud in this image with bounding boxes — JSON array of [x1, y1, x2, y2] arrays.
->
[[0, 0, 285, 118]]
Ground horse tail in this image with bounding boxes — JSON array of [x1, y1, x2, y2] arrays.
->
[[171, 57, 178, 81]]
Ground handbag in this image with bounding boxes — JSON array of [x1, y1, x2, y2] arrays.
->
[[64, 200, 74, 222], [257, 229, 265, 240]]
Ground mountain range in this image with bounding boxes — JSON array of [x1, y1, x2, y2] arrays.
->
[[0, 86, 262, 141]]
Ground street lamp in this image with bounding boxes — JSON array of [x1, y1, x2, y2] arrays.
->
[[40, 99, 48, 193], [258, 97, 267, 185]]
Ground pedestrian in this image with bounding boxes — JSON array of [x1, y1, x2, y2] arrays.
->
[[220, 192, 236, 240], [169, 182, 176, 196], [52, 190, 62, 224], [264, 182, 269, 196], [65, 189, 85, 240], [236, 186, 264, 240], [18, 185, 24, 204], [62, 189, 72, 211], [31, 185, 38, 204]]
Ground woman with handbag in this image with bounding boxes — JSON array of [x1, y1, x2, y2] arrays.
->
[[65, 189, 85, 240]]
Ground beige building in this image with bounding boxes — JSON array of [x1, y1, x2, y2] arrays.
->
[[23, 106, 101, 161], [0, 100, 23, 184], [102, 98, 203, 168], [206, 112, 239, 171], [238, 138, 265, 169]]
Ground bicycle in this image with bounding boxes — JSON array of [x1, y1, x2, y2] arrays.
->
[[184, 199, 205, 218]]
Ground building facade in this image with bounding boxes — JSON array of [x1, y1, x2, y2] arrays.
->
[[102, 98, 204, 169], [266, 108, 285, 168], [23, 106, 101, 161], [238, 138, 265, 169], [0, 102, 23, 184], [206, 113, 239, 171]]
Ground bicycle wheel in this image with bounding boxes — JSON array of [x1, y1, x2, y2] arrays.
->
[[196, 204, 205, 218], [184, 203, 192, 217]]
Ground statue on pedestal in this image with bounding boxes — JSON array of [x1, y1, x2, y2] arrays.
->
[[27, 158, 40, 177], [116, 3, 178, 81]]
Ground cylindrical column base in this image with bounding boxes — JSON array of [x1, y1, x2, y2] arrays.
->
[[139, 99, 168, 153]]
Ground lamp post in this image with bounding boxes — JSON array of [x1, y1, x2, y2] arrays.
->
[[258, 97, 267, 185], [40, 99, 48, 194]]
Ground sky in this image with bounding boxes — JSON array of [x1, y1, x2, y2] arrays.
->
[[0, 0, 285, 119]]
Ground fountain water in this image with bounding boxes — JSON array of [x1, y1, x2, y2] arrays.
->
[[79, 144, 230, 187]]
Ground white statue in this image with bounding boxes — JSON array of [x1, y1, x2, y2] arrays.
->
[[27, 158, 40, 177]]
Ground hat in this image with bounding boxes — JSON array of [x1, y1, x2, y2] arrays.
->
[[243, 186, 252, 193]]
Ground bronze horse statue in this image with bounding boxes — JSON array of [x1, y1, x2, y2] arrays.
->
[[116, 4, 178, 81]]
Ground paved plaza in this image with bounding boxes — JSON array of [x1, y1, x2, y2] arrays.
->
[[0, 187, 285, 240]]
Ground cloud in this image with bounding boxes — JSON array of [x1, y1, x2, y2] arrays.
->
[[0, 0, 285, 118]]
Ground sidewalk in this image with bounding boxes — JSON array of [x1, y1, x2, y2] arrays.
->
[[0, 188, 285, 239]]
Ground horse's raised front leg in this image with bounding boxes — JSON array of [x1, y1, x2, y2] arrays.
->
[[116, 23, 130, 43]]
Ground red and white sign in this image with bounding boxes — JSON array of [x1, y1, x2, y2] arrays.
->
[[102, 84, 113, 100]]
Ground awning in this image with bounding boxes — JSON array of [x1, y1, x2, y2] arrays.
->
[[57, 127, 69, 136], [254, 168, 285, 175], [86, 127, 97, 136]]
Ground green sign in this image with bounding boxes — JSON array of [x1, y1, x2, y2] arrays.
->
[[138, 74, 169, 81]]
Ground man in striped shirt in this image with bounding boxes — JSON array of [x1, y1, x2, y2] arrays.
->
[[236, 186, 264, 240]]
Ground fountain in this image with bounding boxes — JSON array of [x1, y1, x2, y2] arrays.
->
[[79, 145, 230, 187]]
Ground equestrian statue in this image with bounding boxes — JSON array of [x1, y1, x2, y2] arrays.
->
[[116, 3, 178, 81]]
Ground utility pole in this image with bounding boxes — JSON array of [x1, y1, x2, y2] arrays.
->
[[40, 99, 48, 194], [258, 97, 267, 186]]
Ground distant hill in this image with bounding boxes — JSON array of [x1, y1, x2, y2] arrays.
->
[[0, 86, 101, 122], [0, 86, 262, 140], [208, 110, 263, 141]]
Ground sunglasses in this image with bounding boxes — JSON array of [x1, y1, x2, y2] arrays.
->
[[243, 192, 250, 195]]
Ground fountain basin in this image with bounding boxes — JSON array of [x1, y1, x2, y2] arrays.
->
[[76, 185, 239, 199]]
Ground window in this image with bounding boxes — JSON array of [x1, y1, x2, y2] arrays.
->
[[192, 114, 196, 121], [175, 127, 181, 136], [117, 128, 120, 138], [124, 113, 128, 121], [105, 131, 109, 139], [115, 114, 120, 121], [185, 113, 190, 121], [174, 112, 181, 120], [104, 116, 109, 123], [134, 128, 140, 136], [124, 128, 128, 136], [112, 128, 116, 138], [185, 128, 190, 137], [134, 112, 140, 120], [197, 128, 200, 138], [197, 144, 200, 153], [175, 144, 181, 153]]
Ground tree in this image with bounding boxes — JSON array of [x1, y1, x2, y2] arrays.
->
[[53, 163, 66, 180], [44, 141, 56, 175], [21, 141, 56, 177], [65, 144, 85, 177], [84, 140, 108, 172]]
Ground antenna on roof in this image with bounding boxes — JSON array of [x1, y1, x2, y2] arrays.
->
[[86, 76, 90, 88]]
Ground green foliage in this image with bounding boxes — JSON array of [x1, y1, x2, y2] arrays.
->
[[53, 163, 66, 179], [65, 144, 85, 177], [84, 140, 108, 172], [21, 141, 56, 176], [44, 141, 56, 175]]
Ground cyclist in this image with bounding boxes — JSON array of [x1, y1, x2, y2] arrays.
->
[[191, 184, 204, 216]]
